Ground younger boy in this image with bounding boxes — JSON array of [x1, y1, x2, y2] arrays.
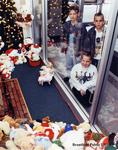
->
[[88, 12, 106, 67], [69, 51, 98, 107]]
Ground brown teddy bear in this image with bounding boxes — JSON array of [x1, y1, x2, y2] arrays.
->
[[3, 115, 30, 129], [3, 115, 20, 128]]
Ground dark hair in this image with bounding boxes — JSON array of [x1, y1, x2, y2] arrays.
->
[[69, 5, 79, 14], [94, 12, 104, 21], [81, 51, 93, 61]]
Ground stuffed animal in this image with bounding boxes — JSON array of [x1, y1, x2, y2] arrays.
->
[[27, 44, 41, 62], [34, 136, 52, 149], [0, 53, 14, 79], [0, 147, 7, 150], [6, 140, 19, 150], [6, 49, 27, 65], [14, 135, 35, 150], [24, 37, 33, 47], [0, 121, 10, 135], [3, 115, 20, 128], [60, 128, 84, 150], [34, 145, 45, 150], [78, 122, 91, 133], [15, 53, 27, 65], [17, 5, 34, 23], [38, 62, 54, 85], [0, 120, 10, 148], [9, 128, 29, 141], [48, 143, 64, 150], [6, 137, 36, 150], [0, 129, 4, 142]]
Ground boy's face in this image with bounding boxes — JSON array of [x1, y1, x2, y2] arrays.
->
[[81, 55, 92, 68], [69, 10, 79, 22], [94, 16, 105, 30]]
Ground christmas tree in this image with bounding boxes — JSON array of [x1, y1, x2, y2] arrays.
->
[[48, 0, 63, 42], [62, 0, 69, 24], [0, 0, 23, 52]]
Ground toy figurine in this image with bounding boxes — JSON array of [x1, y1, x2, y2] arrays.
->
[[38, 62, 54, 85]]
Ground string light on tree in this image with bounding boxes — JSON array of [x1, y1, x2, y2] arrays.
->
[[0, 0, 23, 52], [48, 0, 63, 42]]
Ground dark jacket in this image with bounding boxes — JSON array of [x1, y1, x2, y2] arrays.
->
[[87, 26, 96, 56], [63, 21, 87, 54]]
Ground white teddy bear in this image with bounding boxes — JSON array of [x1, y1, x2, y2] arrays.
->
[[38, 62, 54, 85], [0, 121, 10, 135], [27, 44, 41, 61], [0, 53, 15, 79]]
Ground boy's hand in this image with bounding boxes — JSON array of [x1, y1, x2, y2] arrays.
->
[[80, 89, 86, 96], [95, 48, 101, 55]]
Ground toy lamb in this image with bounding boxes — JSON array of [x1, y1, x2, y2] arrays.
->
[[38, 62, 54, 85]]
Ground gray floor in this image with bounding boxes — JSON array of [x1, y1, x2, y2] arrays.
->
[[48, 45, 68, 77], [97, 73, 118, 133]]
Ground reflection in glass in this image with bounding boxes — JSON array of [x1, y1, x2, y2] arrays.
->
[[47, 0, 111, 113], [96, 37, 118, 133], [47, 2, 87, 77], [69, 51, 97, 107], [97, 68, 118, 133], [32, 0, 42, 44]]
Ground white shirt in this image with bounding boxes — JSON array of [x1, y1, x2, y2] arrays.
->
[[94, 28, 106, 60], [69, 63, 98, 93]]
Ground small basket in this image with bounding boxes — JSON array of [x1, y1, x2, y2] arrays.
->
[[29, 59, 41, 67]]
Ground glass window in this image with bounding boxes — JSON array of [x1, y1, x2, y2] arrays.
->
[[47, 0, 112, 116], [83, 5, 98, 23], [96, 45, 118, 133]]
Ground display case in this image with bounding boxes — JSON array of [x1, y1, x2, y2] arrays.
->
[[1, 0, 117, 135], [45, 0, 118, 134]]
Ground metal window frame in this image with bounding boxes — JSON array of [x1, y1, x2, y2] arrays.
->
[[84, 0, 97, 4], [84, 0, 104, 5]]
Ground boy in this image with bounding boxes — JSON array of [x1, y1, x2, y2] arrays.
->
[[63, 5, 87, 75], [69, 51, 98, 107], [62, 0, 79, 24], [88, 12, 106, 67]]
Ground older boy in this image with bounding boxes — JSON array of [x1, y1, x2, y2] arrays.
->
[[63, 5, 87, 75], [88, 12, 106, 67], [69, 51, 98, 107]]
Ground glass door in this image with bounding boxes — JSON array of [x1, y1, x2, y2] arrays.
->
[[89, 0, 118, 134], [96, 45, 118, 133]]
